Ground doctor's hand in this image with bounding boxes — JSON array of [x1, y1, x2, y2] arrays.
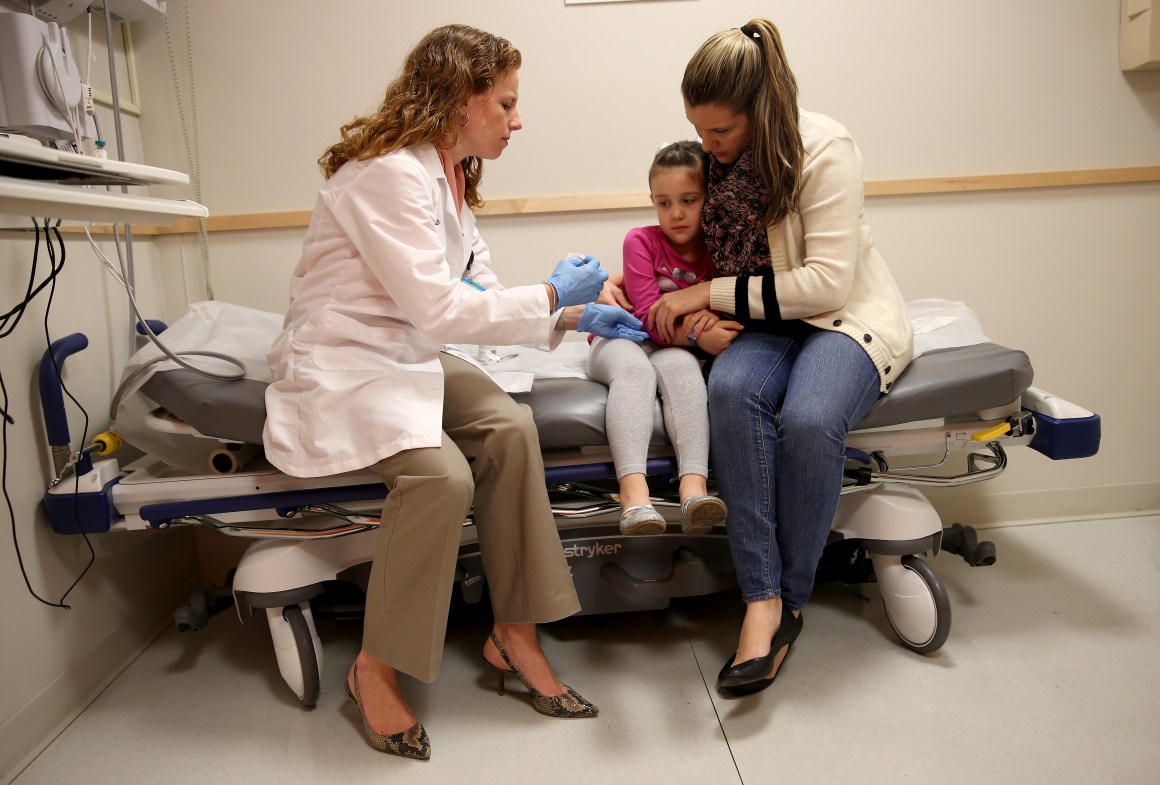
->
[[577, 304, 650, 342], [546, 255, 609, 309]]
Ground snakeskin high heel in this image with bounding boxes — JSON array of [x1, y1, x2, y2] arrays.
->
[[488, 633, 599, 718], [345, 665, 431, 760]]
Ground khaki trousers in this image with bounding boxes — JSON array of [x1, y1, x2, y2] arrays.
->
[[362, 353, 581, 682]]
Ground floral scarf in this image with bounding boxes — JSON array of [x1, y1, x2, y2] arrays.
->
[[702, 149, 772, 276]]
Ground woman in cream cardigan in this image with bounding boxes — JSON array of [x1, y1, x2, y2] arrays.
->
[[650, 17, 914, 697]]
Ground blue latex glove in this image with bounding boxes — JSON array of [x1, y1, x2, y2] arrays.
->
[[577, 304, 650, 342], [545, 254, 609, 308]]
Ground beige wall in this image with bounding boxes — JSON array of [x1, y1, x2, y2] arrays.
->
[[1, 0, 1158, 781], [0, 10, 199, 784], [0, 216, 198, 783], [133, 0, 1160, 521]]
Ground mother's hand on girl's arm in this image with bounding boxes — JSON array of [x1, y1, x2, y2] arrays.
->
[[647, 282, 712, 343], [695, 320, 744, 356]]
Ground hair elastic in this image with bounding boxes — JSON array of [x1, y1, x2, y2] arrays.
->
[[740, 24, 761, 40]]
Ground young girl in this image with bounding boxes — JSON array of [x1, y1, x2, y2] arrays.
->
[[587, 141, 744, 536]]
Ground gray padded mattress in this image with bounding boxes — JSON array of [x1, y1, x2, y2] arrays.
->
[[140, 342, 1033, 453]]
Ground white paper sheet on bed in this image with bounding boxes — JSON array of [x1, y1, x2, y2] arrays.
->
[[450, 298, 990, 393]]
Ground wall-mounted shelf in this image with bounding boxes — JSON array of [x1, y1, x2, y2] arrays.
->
[[0, 176, 207, 226]]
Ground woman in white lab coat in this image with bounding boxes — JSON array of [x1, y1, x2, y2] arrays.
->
[[262, 24, 647, 760]]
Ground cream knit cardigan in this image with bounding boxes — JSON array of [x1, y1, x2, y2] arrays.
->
[[708, 110, 913, 392]]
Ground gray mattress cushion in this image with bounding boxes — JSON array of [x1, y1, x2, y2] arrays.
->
[[857, 343, 1033, 429], [140, 342, 1032, 452], [140, 375, 270, 446]]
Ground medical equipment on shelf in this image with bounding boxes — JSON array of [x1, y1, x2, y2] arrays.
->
[[0, 0, 167, 25], [0, 12, 95, 142], [38, 299, 1101, 707]]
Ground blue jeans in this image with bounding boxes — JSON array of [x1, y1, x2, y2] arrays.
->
[[708, 328, 881, 609]]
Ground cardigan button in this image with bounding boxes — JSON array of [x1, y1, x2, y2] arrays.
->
[[863, 334, 872, 343], [884, 366, 891, 374], [833, 319, 842, 327], [886, 381, 893, 390]]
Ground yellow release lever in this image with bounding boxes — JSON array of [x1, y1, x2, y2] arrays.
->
[[91, 431, 123, 455], [971, 423, 1011, 442]]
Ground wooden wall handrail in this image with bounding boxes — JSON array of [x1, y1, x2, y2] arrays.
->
[[86, 165, 1160, 237]]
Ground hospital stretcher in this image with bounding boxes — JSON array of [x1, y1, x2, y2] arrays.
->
[[38, 300, 1101, 707]]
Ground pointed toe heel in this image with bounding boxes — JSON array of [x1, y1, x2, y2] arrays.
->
[[345, 667, 432, 760], [489, 633, 599, 718]]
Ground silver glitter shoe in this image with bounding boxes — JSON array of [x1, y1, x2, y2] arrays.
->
[[680, 495, 727, 535], [619, 504, 666, 535]]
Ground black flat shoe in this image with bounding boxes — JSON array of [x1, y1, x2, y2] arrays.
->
[[717, 603, 803, 695]]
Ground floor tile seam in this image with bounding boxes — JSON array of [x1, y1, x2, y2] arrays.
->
[[678, 613, 745, 784]]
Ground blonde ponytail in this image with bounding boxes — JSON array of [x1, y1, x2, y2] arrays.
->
[[681, 19, 804, 228]]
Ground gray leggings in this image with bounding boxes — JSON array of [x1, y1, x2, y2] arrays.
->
[[587, 337, 710, 479]]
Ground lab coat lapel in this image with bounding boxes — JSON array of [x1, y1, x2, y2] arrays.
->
[[414, 145, 470, 277]]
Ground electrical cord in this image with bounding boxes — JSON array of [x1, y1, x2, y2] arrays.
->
[[83, 227, 127, 286], [164, 1, 213, 299], [41, 223, 96, 607], [0, 218, 48, 425], [97, 221, 246, 420], [2, 222, 90, 608], [0, 221, 63, 340], [4, 219, 243, 609], [36, 41, 84, 149]]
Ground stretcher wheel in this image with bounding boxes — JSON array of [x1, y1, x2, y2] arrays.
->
[[174, 589, 209, 632], [873, 554, 951, 654], [282, 604, 321, 707]]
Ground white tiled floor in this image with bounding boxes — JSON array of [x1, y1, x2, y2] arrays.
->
[[13, 516, 1160, 785]]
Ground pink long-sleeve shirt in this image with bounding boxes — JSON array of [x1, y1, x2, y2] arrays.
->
[[622, 225, 714, 346]]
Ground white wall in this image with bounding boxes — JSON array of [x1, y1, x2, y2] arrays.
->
[[134, 0, 1160, 205], [130, 0, 1160, 523], [0, 209, 199, 784], [0, 10, 199, 784], [1, 0, 1157, 779]]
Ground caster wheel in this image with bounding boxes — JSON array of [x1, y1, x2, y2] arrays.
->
[[174, 590, 209, 632], [875, 554, 952, 654], [282, 605, 321, 707]]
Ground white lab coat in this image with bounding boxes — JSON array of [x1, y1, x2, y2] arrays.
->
[[263, 144, 563, 478]]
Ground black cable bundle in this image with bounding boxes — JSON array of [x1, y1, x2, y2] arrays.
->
[[2, 221, 94, 608]]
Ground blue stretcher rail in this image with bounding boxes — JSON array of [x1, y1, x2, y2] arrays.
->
[[39, 333, 92, 476]]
